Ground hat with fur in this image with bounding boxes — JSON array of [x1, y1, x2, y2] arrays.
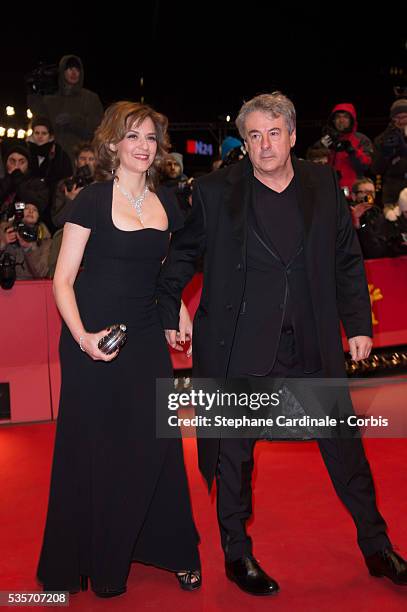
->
[[169, 152, 184, 173], [390, 98, 407, 118]]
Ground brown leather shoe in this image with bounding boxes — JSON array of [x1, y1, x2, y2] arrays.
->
[[365, 548, 407, 585]]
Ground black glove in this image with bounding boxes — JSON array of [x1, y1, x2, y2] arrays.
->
[[335, 139, 354, 154]]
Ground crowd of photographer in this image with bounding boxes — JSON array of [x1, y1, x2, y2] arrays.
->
[[1, 50, 407, 289], [304, 97, 407, 260]]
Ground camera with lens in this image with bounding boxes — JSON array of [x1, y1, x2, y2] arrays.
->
[[358, 197, 381, 229], [321, 125, 341, 150], [9, 202, 40, 242], [24, 62, 58, 95], [64, 165, 93, 192], [0, 250, 17, 290]]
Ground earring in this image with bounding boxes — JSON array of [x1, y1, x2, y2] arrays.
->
[[146, 168, 150, 177]]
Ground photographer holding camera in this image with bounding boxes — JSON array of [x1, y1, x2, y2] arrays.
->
[[0, 143, 49, 221], [27, 55, 103, 164], [371, 98, 407, 206], [350, 178, 387, 259], [316, 103, 373, 196], [48, 144, 96, 277], [51, 143, 96, 228], [0, 183, 51, 281]]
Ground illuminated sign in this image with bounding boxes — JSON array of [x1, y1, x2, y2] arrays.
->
[[186, 140, 214, 156]]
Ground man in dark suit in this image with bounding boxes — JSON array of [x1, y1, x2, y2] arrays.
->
[[158, 92, 407, 595]]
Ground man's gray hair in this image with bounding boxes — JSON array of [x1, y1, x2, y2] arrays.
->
[[235, 92, 296, 138]]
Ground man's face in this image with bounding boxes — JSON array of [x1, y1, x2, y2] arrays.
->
[[164, 157, 182, 179], [33, 125, 51, 145], [77, 150, 96, 174], [64, 67, 80, 86], [244, 111, 295, 176], [352, 182, 376, 204], [23, 203, 39, 225], [7, 153, 28, 174], [333, 112, 352, 132], [393, 112, 407, 130]]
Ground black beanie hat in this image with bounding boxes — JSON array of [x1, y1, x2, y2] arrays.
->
[[16, 180, 49, 216], [3, 142, 31, 165], [390, 98, 407, 118], [31, 116, 54, 135]]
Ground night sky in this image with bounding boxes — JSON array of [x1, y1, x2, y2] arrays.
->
[[1, 6, 406, 161]]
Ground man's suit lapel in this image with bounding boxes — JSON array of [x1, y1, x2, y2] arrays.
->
[[292, 156, 316, 239], [224, 156, 252, 249]]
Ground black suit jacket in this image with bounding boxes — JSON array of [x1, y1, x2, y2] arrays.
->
[[157, 155, 373, 486]]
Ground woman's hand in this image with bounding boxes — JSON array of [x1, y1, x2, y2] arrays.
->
[[165, 302, 193, 356], [79, 329, 119, 361], [178, 301, 193, 357]]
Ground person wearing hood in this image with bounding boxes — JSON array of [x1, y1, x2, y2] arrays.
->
[[317, 103, 373, 195], [27, 55, 104, 163]]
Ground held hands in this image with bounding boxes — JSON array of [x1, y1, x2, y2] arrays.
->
[[348, 336, 372, 361], [78, 329, 119, 361], [164, 301, 193, 357]]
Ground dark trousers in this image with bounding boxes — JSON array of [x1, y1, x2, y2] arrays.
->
[[216, 330, 391, 562]]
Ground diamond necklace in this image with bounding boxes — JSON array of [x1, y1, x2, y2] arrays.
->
[[115, 179, 149, 224]]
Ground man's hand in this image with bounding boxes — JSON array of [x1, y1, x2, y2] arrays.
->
[[348, 335, 372, 361], [64, 185, 83, 200], [164, 329, 178, 350], [320, 134, 333, 148], [4, 227, 17, 245], [350, 203, 373, 228]]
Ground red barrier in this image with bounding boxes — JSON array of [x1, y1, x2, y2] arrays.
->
[[0, 281, 52, 424], [1, 258, 406, 424], [364, 256, 407, 347]]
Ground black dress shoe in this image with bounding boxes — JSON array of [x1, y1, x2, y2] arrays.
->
[[365, 548, 407, 585], [225, 556, 279, 596]]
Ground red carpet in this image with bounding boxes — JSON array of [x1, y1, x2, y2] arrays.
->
[[0, 424, 406, 611]]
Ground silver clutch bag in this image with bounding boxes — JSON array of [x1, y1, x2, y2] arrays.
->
[[98, 324, 127, 355]]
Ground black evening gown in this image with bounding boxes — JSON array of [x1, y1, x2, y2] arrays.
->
[[37, 181, 200, 592]]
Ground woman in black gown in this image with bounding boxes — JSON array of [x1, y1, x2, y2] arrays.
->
[[37, 102, 200, 597]]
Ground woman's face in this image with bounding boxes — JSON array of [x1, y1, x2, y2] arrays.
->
[[115, 116, 158, 174], [23, 203, 40, 225], [33, 125, 51, 145]]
